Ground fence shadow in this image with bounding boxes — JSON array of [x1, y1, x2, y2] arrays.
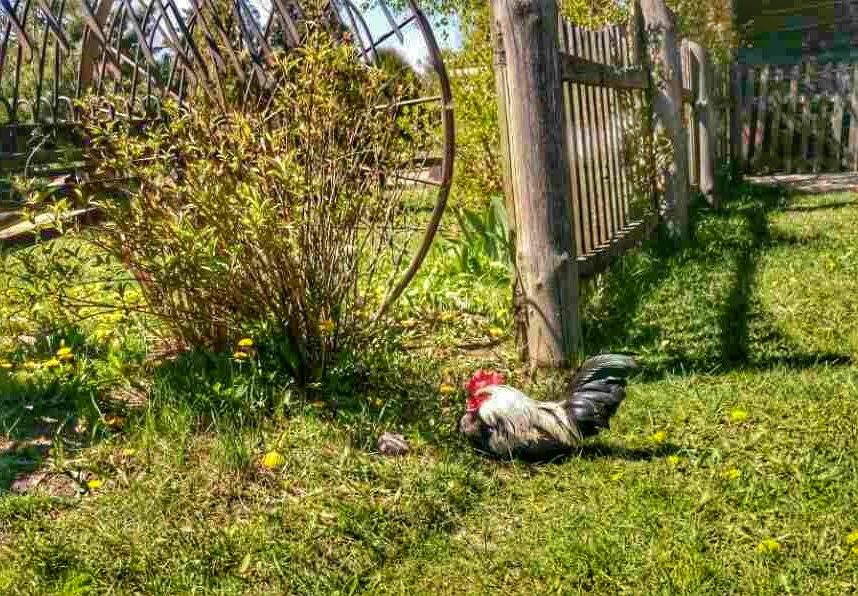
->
[[580, 182, 853, 379]]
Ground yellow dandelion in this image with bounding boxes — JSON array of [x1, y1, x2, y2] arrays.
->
[[439, 383, 456, 396], [851, 544, 858, 558], [756, 538, 781, 554], [729, 409, 749, 423], [43, 358, 61, 369], [261, 450, 286, 470], [0, 360, 12, 370], [847, 530, 858, 546], [721, 467, 741, 481], [667, 455, 681, 466], [238, 338, 254, 348], [233, 351, 249, 361], [440, 312, 456, 323], [120, 448, 137, 457], [56, 346, 73, 358], [610, 470, 625, 482], [319, 319, 336, 335], [488, 327, 504, 338], [650, 430, 667, 444], [400, 318, 418, 329], [103, 415, 126, 429], [87, 479, 102, 490], [24, 360, 40, 370]]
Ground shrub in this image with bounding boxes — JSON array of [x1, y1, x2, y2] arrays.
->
[[66, 26, 430, 386]]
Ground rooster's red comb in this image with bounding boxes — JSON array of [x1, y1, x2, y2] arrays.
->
[[465, 369, 506, 395]]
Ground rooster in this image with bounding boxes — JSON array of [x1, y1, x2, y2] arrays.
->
[[459, 354, 638, 460]]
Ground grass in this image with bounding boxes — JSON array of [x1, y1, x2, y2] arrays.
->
[[1, 182, 858, 594]]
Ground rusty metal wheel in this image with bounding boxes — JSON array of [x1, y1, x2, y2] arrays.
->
[[1, 0, 454, 313]]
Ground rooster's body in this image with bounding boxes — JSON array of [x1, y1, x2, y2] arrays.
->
[[459, 354, 638, 460]]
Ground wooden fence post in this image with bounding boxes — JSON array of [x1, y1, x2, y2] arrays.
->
[[638, 0, 690, 242], [490, 0, 580, 368], [688, 41, 719, 206]]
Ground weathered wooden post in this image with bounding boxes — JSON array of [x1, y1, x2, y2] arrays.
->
[[490, 0, 580, 368], [637, 0, 690, 242], [688, 41, 719, 207]]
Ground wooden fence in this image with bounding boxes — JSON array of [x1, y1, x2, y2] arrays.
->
[[494, 3, 729, 283], [734, 60, 858, 174], [491, 0, 731, 366]]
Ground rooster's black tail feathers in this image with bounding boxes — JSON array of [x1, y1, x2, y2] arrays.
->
[[567, 354, 638, 438]]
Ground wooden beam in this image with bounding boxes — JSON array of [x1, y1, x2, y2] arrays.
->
[[491, 0, 580, 368], [638, 0, 690, 242], [561, 55, 646, 90]]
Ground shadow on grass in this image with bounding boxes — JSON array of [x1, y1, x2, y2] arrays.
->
[[0, 375, 102, 494], [581, 182, 853, 380]]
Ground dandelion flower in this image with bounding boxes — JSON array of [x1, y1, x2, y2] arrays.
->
[[319, 319, 336, 335], [667, 455, 681, 466], [24, 361, 40, 370], [238, 338, 254, 348], [87, 479, 102, 490], [756, 538, 781, 554], [440, 312, 456, 323], [0, 360, 12, 370], [851, 544, 858, 558], [650, 430, 667, 444], [729, 408, 749, 423], [400, 318, 418, 329], [103, 415, 126, 429], [233, 351, 249, 361], [261, 450, 286, 470], [847, 530, 858, 546], [120, 448, 137, 457], [488, 327, 503, 338], [56, 346, 73, 358], [439, 383, 456, 396], [43, 358, 61, 369], [610, 470, 625, 482], [721, 467, 741, 481]]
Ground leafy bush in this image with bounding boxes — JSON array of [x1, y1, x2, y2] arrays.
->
[[60, 27, 429, 387]]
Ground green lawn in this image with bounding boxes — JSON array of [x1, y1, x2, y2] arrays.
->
[[1, 183, 857, 595]]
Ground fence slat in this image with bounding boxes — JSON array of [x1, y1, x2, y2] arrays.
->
[[800, 63, 813, 172], [559, 22, 585, 258], [571, 25, 597, 254], [784, 64, 800, 173], [767, 68, 783, 172], [741, 66, 755, 167], [752, 66, 769, 169], [850, 64, 858, 170], [577, 26, 605, 248], [594, 28, 620, 240]]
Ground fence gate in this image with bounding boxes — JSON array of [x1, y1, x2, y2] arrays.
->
[[736, 59, 858, 175]]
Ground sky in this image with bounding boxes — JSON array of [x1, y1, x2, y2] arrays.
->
[[251, 0, 463, 70]]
